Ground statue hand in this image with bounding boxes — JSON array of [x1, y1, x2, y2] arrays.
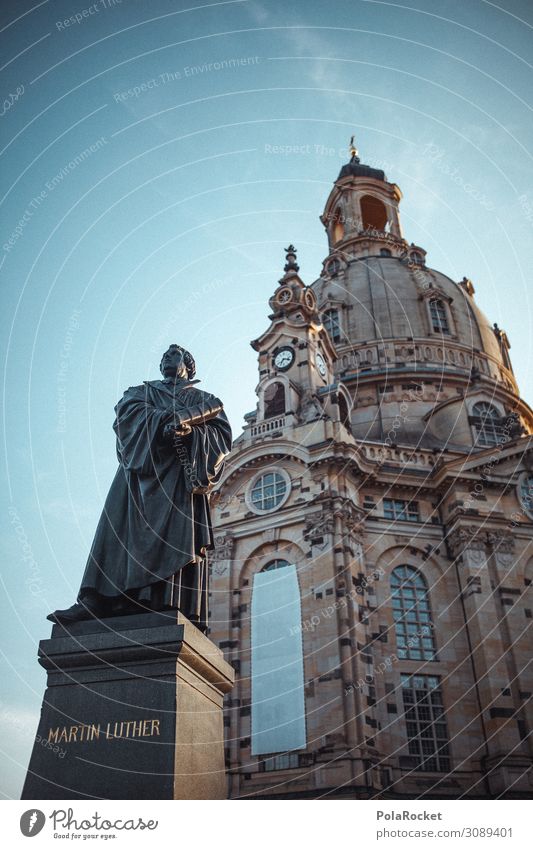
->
[[162, 422, 180, 442]]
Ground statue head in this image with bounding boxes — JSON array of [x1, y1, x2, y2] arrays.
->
[[159, 344, 196, 380]]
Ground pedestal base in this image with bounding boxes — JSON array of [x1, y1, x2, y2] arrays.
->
[[21, 611, 234, 800]]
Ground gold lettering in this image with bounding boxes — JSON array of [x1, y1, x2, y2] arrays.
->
[[47, 728, 60, 744], [49, 718, 161, 742]]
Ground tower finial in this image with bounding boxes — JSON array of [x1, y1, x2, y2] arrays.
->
[[284, 244, 299, 273], [349, 135, 359, 161]]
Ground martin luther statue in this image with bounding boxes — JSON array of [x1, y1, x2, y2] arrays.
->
[[48, 344, 232, 632]]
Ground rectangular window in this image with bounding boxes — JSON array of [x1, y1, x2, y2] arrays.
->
[[323, 309, 342, 343], [401, 674, 450, 772], [259, 752, 300, 772], [429, 299, 450, 334], [383, 498, 420, 522]]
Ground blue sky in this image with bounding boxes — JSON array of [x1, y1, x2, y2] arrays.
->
[[1, 0, 532, 798]]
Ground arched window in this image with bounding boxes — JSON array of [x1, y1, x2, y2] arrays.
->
[[332, 208, 344, 243], [360, 194, 388, 231], [323, 308, 341, 342], [264, 382, 285, 419], [519, 474, 533, 515], [391, 566, 437, 661], [471, 402, 504, 447], [429, 299, 450, 334], [338, 394, 351, 430], [380, 248, 392, 257], [262, 559, 290, 572], [250, 472, 288, 512], [410, 251, 424, 265]]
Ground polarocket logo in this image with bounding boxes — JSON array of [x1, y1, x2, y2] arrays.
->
[[20, 809, 46, 836]]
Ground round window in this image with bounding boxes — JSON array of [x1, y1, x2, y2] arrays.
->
[[249, 470, 289, 512]]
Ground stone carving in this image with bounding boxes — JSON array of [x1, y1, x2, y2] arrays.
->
[[448, 526, 515, 558], [304, 513, 334, 545], [299, 391, 324, 423], [447, 525, 487, 557]]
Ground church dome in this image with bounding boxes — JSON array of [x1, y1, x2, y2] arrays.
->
[[311, 149, 531, 451]]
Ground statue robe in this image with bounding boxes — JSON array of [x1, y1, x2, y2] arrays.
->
[[78, 377, 232, 628]]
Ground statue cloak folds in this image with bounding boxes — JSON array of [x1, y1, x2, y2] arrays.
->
[[78, 376, 232, 630]]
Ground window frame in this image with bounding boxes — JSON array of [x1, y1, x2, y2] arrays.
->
[[246, 467, 291, 515], [383, 498, 420, 523], [322, 307, 342, 343], [400, 674, 451, 773], [518, 472, 533, 519], [470, 401, 505, 448], [262, 559, 291, 572], [391, 566, 437, 661], [258, 752, 302, 772], [263, 380, 286, 420], [429, 298, 450, 334]]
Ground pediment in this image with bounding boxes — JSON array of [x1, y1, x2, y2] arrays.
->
[[436, 436, 533, 481]]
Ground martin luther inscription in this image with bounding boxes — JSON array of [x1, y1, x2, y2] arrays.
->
[[47, 719, 161, 745]]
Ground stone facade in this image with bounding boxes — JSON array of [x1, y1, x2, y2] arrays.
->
[[208, 149, 533, 799]]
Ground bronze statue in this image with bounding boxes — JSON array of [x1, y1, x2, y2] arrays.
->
[[48, 345, 232, 632]]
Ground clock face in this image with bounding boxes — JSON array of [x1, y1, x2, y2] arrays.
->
[[315, 352, 327, 377], [274, 347, 295, 371]]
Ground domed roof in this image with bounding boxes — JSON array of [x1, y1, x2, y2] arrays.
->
[[337, 157, 385, 182], [314, 256, 505, 371], [311, 254, 524, 448]]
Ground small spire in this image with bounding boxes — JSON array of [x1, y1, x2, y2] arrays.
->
[[284, 244, 299, 273], [349, 135, 360, 162]]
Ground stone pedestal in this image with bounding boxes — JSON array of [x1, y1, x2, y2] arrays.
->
[[21, 611, 234, 800]]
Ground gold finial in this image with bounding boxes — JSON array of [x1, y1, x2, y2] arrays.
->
[[349, 135, 359, 160]]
